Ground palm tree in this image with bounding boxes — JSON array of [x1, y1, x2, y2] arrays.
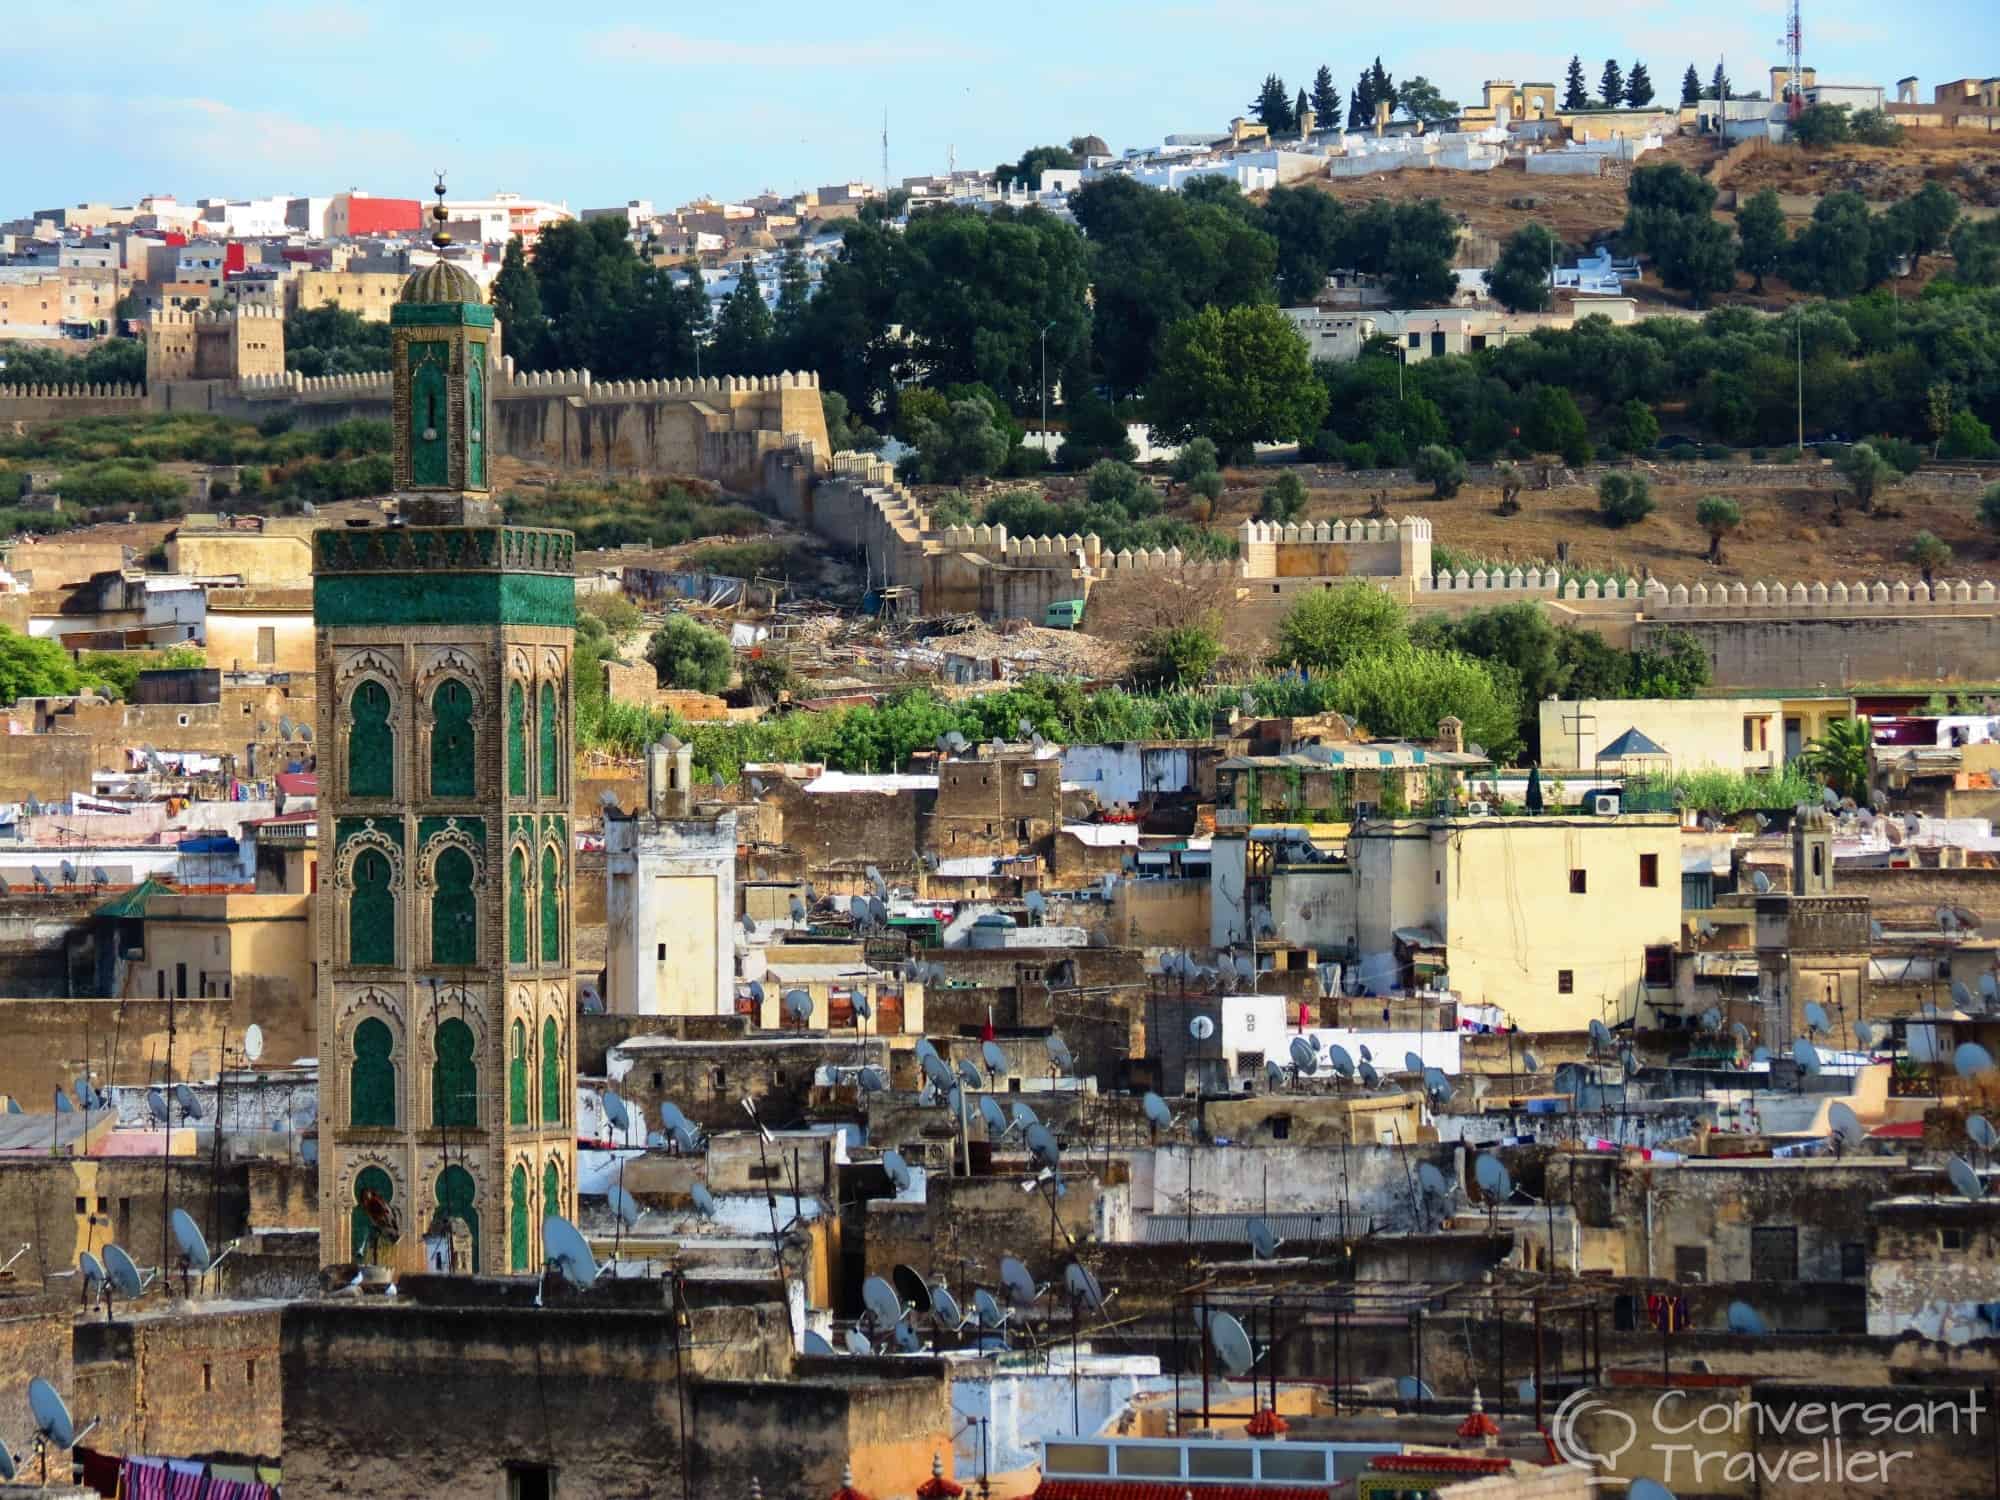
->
[[1799, 716, 1871, 801]]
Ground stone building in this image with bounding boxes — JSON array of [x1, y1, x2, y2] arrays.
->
[[313, 184, 577, 1274], [1755, 807, 1872, 1042], [143, 305, 285, 391]]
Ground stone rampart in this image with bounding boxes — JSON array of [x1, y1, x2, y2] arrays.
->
[[0, 382, 146, 419]]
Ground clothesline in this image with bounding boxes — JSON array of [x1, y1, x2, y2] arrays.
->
[[74, 1447, 279, 1500]]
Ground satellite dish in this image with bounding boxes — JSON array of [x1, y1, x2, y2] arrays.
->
[[844, 1328, 873, 1356], [858, 1065, 889, 1094], [931, 1284, 966, 1329], [891, 1263, 932, 1316], [1395, 1375, 1436, 1402], [1950, 1156, 1986, 1200], [955, 1057, 983, 1090], [849, 895, 869, 924], [1957, 1043, 1997, 1077], [913, 1037, 939, 1064], [243, 1024, 264, 1063], [921, 1052, 956, 1093], [691, 1183, 718, 1218], [1417, 1162, 1451, 1199], [173, 1083, 201, 1120], [1701, 1006, 1723, 1032], [1404, 1050, 1424, 1074], [1423, 1066, 1453, 1101], [1522, 1049, 1542, 1072], [861, 1275, 904, 1328], [981, 1039, 1006, 1077], [543, 1215, 599, 1287], [169, 1208, 211, 1272], [1064, 1262, 1107, 1315], [1142, 1091, 1174, 1129], [54, 1090, 72, 1115], [1954, 980, 1975, 1008], [1025, 1122, 1060, 1171], [789, 895, 807, 923], [1854, 1020, 1877, 1049], [669, 1122, 704, 1155], [146, 1087, 169, 1124], [1517, 1377, 1536, 1404], [882, 1150, 914, 1193], [1010, 1101, 1039, 1132], [999, 1256, 1038, 1309], [1025, 890, 1046, 919], [1328, 1043, 1355, 1078], [1246, 1218, 1282, 1260], [740, 912, 756, 937], [606, 1186, 644, 1228], [1628, 1482, 1679, 1500], [28, 1378, 77, 1450], [1189, 1015, 1216, 1042], [854, 990, 873, 1020], [1828, 1102, 1864, 1149], [0, 1440, 11, 1481], [1044, 1033, 1073, 1073], [1289, 1036, 1318, 1075], [1804, 1002, 1830, 1035], [869, 895, 888, 927], [104, 1244, 146, 1298], [602, 1091, 631, 1133], [1793, 1039, 1823, 1076], [803, 1330, 836, 1356], [1621, 1049, 1640, 1078], [1589, 1018, 1611, 1048], [1207, 1311, 1254, 1376], [892, 1318, 922, 1353], [1971, 1115, 1997, 1150], [1358, 1059, 1380, 1087], [979, 1096, 1008, 1135], [1753, 1046, 1772, 1064], [973, 1288, 1008, 1330], [1725, 1301, 1768, 1335], [1751, 870, 1772, 894], [783, 988, 814, 1023], [1264, 1059, 1286, 1088], [1474, 1153, 1512, 1198], [748, 980, 767, 1007]]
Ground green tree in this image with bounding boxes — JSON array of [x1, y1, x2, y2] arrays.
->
[[1368, 57, 1397, 116], [1327, 647, 1522, 762], [1294, 87, 1312, 135], [1799, 716, 1870, 800], [996, 144, 1079, 190], [1397, 77, 1459, 126], [1681, 64, 1702, 107], [821, 390, 882, 452], [0, 625, 84, 702], [1838, 440, 1898, 513], [1169, 436, 1220, 484], [284, 304, 392, 377], [899, 396, 1013, 484], [1710, 62, 1731, 106], [1379, 199, 1460, 305], [772, 249, 813, 366], [1850, 110, 1903, 146], [1630, 628, 1711, 698], [1940, 410, 1999, 460], [1611, 398, 1661, 454], [1085, 458, 1153, 510], [1131, 621, 1222, 688], [1599, 59, 1625, 108], [1950, 218, 2000, 286], [1412, 443, 1467, 497], [1260, 470, 1308, 520], [1271, 582, 1407, 673], [1349, 66, 1375, 129], [1520, 385, 1591, 464], [1787, 191, 1877, 297], [1260, 186, 1349, 303], [1597, 471, 1655, 527], [1310, 66, 1342, 126], [1695, 494, 1742, 563], [1901, 181, 1961, 270], [1625, 62, 1655, 107], [645, 616, 734, 695], [1735, 189, 1789, 292], [1425, 600, 1564, 706], [1563, 56, 1590, 111], [709, 274, 774, 375], [490, 235, 546, 363], [1249, 74, 1295, 133], [1791, 103, 1852, 147], [1145, 303, 1328, 458], [1055, 394, 1138, 469], [1907, 529, 1952, 583], [1487, 223, 1556, 313]]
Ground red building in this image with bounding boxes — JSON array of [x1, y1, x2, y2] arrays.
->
[[326, 193, 422, 238]]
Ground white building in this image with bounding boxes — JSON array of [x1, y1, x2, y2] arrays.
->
[[604, 737, 737, 1016], [442, 191, 572, 245]]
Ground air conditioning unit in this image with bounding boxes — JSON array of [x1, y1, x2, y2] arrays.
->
[[1466, 800, 1492, 816], [1592, 794, 1621, 816]]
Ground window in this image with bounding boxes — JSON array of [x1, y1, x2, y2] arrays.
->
[[1269, 1114, 1292, 1140], [350, 1018, 396, 1126], [1644, 945, 1674, 986], [430, 679, 476, 798], [540, 845, 563, 964], [432, 1017, 478, 1128], [542, 1016, 562, 1125], [507, 681, 528, 796], [1406, 332, 1421, 348], [1943, 1227, 1969, 1251], [539, 682, 560, 798], [245, 1359, 256, 1388], [435, 1164, 480, 1269], [511, 1163, 530, 1272], [544, 1161, 561, 1227], [255, 626, 275, 664], [203, 1363, 213, 1393], [711, 1066, 727, 1092], [657, 943, 667, 961], [509, 1020, 529, 1126], [349, 848, 395, 966], [1640, 853, 1659, 888], [1743, 715, 1768, 752], [75, 1197, 87, 1215], [1569, 869, 1587, 894], [1841, 1241, 1866, 1278], [1674, 1245, 1708, 1281], [1558, 970, 1574, 994], [347, 680, 393, 798], [508, 847, 530, 964], [1750, 1224, 1799, 1282], [431, 847, 477, 965], [508, 1464, 556, 1500], [1021, 771, 1038, 788]]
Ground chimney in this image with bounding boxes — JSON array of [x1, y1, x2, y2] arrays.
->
[[1297, 106, 1317, 137], [1435, 716, 1464, 755]]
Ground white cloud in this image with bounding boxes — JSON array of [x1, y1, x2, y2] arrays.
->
[[587, 24, 969, 68]]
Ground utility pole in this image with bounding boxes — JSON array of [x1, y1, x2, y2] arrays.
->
[[1039, 320, 1056, 449], [1796, 308, 1805, 452]]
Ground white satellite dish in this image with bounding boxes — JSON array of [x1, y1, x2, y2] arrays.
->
[[169, 1208, 211, 1273], [1828, 1102, 1865, 1149], [542, 1214, 599, 1286], [1189, 1015, 1216, 1041], [1207, 1311, 1255, 1377], [242, 1024, 264, 1064]]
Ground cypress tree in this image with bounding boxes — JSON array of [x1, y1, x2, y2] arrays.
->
[[1562, 55, 1590, 111], [1681, 63, 1701, 106], [1626, 61, 1655, 108], [1599, 58, 1625, 108]]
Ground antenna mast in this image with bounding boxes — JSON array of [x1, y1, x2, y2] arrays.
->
[[1781, 0, 1804, 119], [882, 109, 890, 194]]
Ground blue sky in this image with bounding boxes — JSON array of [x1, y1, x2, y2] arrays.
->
[[5, 0, 1981, 216]]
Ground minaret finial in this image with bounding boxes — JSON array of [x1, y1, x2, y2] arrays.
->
[[431, 171, 453, 250]]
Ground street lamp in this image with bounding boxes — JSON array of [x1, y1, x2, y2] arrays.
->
[[1039, 320, 1057, 451]]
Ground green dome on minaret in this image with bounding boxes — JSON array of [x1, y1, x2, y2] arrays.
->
[[399, 173, 485, 306]]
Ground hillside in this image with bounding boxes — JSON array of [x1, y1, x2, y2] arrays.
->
[[1724, 128, 2000, 209]]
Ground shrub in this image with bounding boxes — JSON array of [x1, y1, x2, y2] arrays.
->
[[1940, 410, 1999, 461], [1131, 622, 1222, 689], [645, 616, 734, 695], [1270, 582, 1408, 673], [1871, 434, 1924, 474], [1190, 470, 1224, 504], [1597, 472, 1655, 528], [1343, 441, 1377, 471], [1411, 444, 1467, 498], [1907, 529, 1952, 580], [1610, 398, 1661, 454], [1259, 471, 1308, 521], [1980, 482, 2000, 534], [1169, 436, 1220, 484]]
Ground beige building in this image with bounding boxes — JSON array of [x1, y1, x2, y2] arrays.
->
[[288, 270, 409, 323], [0, 267, 123, 335], [110, 889, 317, 1065], [203, 587, 315, 673], [167, 516, 316, 589], [1538, 695, 1853, 777]]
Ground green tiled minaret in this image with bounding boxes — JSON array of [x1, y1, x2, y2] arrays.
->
[[313, 176, 576, 1275]]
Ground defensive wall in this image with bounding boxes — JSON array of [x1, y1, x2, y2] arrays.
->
[[774, 450, 2000, 688]]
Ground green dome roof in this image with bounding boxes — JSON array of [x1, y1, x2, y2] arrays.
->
[[399, 258, 484, 306]]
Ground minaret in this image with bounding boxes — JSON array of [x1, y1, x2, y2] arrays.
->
[[313, 175, 576, 1274]]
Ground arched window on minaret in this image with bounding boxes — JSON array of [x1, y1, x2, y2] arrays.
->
[[348, 680, 393, 798], [430, 678, 476, 798]]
